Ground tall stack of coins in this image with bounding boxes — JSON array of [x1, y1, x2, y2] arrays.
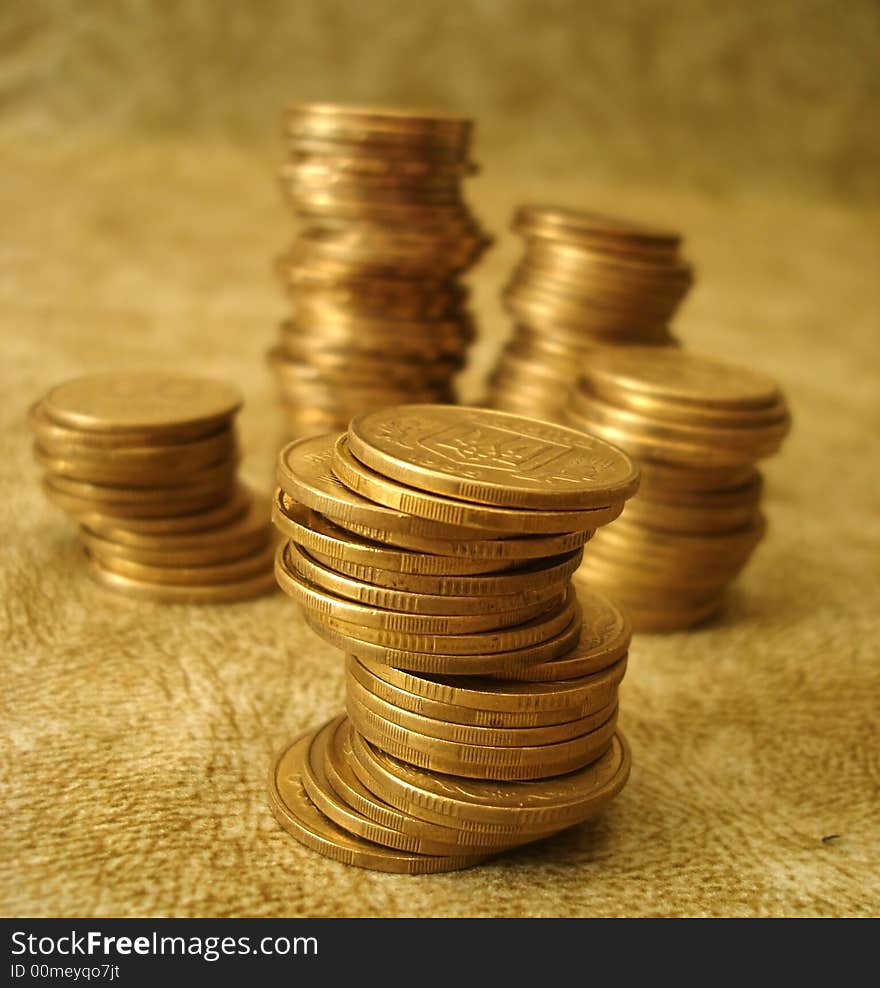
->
[[567, 348, 791, 631], [30, 372, 276, 603], [269, 104, 491, 440], [269, 405, 640, 872], [487, 205, 692, 422]]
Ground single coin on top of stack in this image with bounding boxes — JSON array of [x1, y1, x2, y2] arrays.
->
[[487, 205, 692, 423], [30, 372, 276, 603], [270, 104, 491, 440], [566, 347, 791, 631], [268, 404, 640, 872]]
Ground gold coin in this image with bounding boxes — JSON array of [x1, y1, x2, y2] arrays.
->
[[283, 539, 572, 614], [88, 541, 276, 587], [284, 104, 473, 147], [349, 727, 631, 829], [306, 603, 582, 675], [43, 477, 231, 520], [582, 346, 783, 411], [268, 730, 485, 874], [30, 402, 238, 463], [306, 544, 582, 595], [271, 491, 518, 575], [332, 435, 623, 534], [621, 494, 761, 534], [570, 390, 788, 460], [578, 547, 746, 592], [338, 515, 592, 560], [304, 586, 574, 655], [300, 717, 500, 857], [275, 544, 565, 633], [566, 410, 746, 470], [512, 205, 682, 257], [45, 457, 238, 501], [347, 691, 618, 779], [498, 585, 631, 681], [346, 656, 592, 728], [85, 553, 277, 603], [638, 461, 759, 494], [347, 404, 639, 510], [353, 649, 626, 717], [324, 719, 539, 850], [587, 378, 791, 430], [42, 373, 242, 438], [346, 672, 617, 747], [276, 435, 489, 541], [33, 443, 239, 489], [79, 494, 270, 565], [80, 484, 252, 538]]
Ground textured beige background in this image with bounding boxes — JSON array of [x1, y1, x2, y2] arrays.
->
[[2, 1, 879, 917]]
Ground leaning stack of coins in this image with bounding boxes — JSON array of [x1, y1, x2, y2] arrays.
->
[[268, 405, 641, 872], [269, 104, 491, 440], [30, 372, 276, 603], [487, 205, 692, 422], [566, 348, 791, 631]]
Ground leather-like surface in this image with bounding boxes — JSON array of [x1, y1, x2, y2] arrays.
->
[[1, 139, 878, 916]]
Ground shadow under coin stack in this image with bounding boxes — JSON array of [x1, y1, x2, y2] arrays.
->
[[30, 372, 276, 603], [268, 405, 640, 873], [487, 205, 692, 422], [270, 104, 491, 440], [567, 348, 791, 631]]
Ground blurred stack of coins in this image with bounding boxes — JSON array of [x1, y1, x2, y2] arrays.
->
[[487, 205, 693, 422], [567, 348, 791, 631], [269, 104, 492, 440], [30, 372, 276, 603], [268, 404, 641, 872]]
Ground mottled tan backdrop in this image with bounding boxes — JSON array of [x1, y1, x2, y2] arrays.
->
[[2, 0, 878, 917]]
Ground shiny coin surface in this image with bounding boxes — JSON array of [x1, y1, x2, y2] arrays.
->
[[80, 493, 271, 565], [85, 553, 277, 603], [347, 691, 618, 779], [347, 404, 639, 509], [283, 539, 574, 613], [89, 541, 276, 587], [42, 373, 242, 437], [346, 672, 617, 747], [332, 435, 623, 534], [271, 490, 519, 575], [582, 346, 783, 410], [324, 718, 540, 850], [269, 730, 486, 873], [81, 485, 252, 538], [309, 604, 582, 676], [354, 649, 626, 715], [276, 544, 565, 633], [277, 434, 489, 541], [349, 727, 631, 829]]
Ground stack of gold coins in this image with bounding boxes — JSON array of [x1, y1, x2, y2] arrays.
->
[[30, 372, 277, 603], [567, 348, 791, 631], [269, 104, 491, 440], [268, 405, 641, 872], [487, 205, 692, 422]]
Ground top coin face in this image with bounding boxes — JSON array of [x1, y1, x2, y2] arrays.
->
[[513, 204, 681, 253], [42, 373, 243, 434], [284, 104, 472, 148], [582, 348, 782, 410], [347, 405, 639, 510]]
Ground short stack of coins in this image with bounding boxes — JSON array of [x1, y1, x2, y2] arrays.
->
[[268, 404, 641, 873], [269, 104, 492, 440], [567, 347, 791, 631], [487, 205, 692, 422], [30, 372, 276, 603]]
